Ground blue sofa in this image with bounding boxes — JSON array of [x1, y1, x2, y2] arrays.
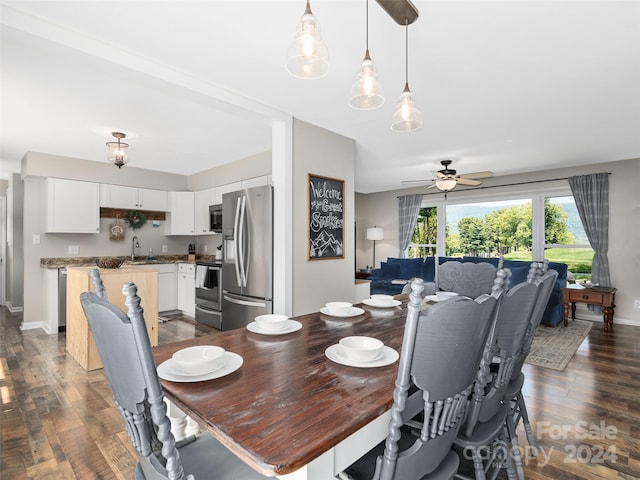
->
[[369, 256, 567, 327]]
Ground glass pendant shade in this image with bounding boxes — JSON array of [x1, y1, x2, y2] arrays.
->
[[286, 1, 329, 79], [349, 51, 385, 109], [435, 178, 457, 191], [391, 83, 423, 132], [106, 132, 129, 168]]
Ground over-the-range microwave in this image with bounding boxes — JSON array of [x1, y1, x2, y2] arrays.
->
[[209, 204, 223, 233]]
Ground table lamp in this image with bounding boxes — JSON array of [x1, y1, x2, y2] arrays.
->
[[366, 226, 384, 268]]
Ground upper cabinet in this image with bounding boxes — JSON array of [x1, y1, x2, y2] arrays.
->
[[46, 178, 100, 233], [100, 184, 168, 211], [166, 191, 195, 235], [194, 187, 216, 235], [214, 181, 241, 205]]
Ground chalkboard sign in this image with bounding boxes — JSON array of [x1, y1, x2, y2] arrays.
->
[[308, 174, 344, 260]]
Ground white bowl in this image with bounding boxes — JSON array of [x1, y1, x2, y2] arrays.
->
[[172, 346, 225, 375], [325, 302, 353, 315], [255, 314, 289, 332], [370, 294, 394, 304], [436, 291, 458, 301], [339, 336, 384, 362]]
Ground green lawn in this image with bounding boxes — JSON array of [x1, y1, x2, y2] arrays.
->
[[504, 248, 593, 278]]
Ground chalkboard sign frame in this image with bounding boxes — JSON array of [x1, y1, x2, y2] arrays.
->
[[307, 173, 345, 260]]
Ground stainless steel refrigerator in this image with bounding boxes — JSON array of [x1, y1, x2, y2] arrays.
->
[[221, 184, 273, 330]]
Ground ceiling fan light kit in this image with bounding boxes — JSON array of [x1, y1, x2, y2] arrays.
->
[[105, 132, 129, 168], [286, 0, 330, 79]]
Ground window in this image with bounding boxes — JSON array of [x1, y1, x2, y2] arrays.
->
[[408, 207, 437, 258], [446, 199, 532, 260], [407, 189, 594, 281], [544, 196, 593, 283]]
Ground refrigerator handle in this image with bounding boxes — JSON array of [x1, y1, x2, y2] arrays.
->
[[223, 293, 267, 308], [233, 197, 242, 288], [238, 195, 248, 287]]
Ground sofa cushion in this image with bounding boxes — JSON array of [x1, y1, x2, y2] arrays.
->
[[420, 257, 436, 282], [508, 265, 530, 286], [462, 256, 501, 267], [397, 257, 424, 280], [380, 261, 400, 279]]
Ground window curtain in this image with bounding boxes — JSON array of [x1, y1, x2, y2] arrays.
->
[[568, 173, 610, 288], [398, 194, 423, 257]]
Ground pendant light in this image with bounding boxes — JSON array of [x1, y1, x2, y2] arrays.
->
[[348, 0, 385, 110], [391, 23, 423, 132], [106, 132, 129, 168], [286, 0, 329, 79]]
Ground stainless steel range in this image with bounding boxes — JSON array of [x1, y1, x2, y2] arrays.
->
[[194, 261, 222, 329]]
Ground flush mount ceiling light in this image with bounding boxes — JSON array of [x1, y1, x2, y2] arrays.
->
[[286, 0, 330, 79], [106, 132, 129, 168], [348, 0, 385, 110], [391, 22, 423, 132]]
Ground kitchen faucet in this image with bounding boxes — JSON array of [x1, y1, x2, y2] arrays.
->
[[131, 236, 139, 261]]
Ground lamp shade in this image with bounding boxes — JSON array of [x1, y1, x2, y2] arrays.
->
[[391, 85, 423, 132], [106, 132, 129, 168], [367, 227, 384, 241], [349, 52, 385, 110], [286, 2, 329, 79]]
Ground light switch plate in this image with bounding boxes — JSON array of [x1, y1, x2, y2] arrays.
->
[[68, 245, 79, 254], [162, 245, 168, 253]]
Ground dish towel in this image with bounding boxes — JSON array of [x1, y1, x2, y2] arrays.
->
[[195, 265, 207, 288]]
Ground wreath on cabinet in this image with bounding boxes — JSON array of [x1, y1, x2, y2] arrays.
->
[[124, 210, 147, 230]]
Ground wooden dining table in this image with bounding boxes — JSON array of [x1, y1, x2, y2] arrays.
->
[[153, 295, 418, 480]]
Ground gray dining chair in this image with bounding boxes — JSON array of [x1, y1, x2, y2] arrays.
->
[[504, 268, 558, 458], [437, 261, 499, 299], [454, 277, 540, 480], [80, 278, 267, 480], [341, 277, 499, 480], [89, 267, 108, 299]]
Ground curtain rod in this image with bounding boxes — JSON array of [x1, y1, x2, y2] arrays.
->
[[399, 172, 612, 198]]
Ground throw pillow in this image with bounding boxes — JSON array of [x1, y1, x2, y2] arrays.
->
[[508, 266, 530, 286], [420, 257, 436, 282], [398, 258, 424, 280], [381, 262, 400, 279]]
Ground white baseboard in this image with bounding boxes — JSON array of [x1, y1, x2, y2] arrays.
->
[[575, 311, 640, 328], [20, 320, 45, 331], [5, 302, 24, 313]]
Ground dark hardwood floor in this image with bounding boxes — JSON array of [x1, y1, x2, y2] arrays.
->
[[1, 306, 639, 479]]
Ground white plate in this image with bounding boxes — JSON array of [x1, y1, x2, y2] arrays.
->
[[158, 352, 243, 382], [320, 307, 365, 318], [325, 344, 399, 368], [424, 295, 440, 303], [246, 319, 302, 336], [362, 299, 402, 308]]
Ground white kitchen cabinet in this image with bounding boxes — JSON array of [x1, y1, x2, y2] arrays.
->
[[177, 263, 195, 316], [165, 191, 195, 235], [139, 263, 177, 312], [46, 178, 100, 233], [194, 187, 216, 235], [241, 175, 271, 189], [213, 181, 241, 204], [100, 184, 167, 211]]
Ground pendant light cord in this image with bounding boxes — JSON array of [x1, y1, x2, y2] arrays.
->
[[366, 0, 369, 53], [405, 22, 409, 86]]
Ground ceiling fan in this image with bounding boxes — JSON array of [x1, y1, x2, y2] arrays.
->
[[402, 160, 493, 192]]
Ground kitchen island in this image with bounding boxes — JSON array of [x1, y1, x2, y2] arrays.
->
[[66, 266, 159, 371]]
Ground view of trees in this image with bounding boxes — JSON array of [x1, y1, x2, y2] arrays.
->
[[410, 200, 574, 257]]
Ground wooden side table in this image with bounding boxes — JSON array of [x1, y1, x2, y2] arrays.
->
[[563, 286, 617, 332], [355, 270, 372, 280]]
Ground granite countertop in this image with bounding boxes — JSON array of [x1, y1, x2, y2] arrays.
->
[[40, 254, 219, 269]]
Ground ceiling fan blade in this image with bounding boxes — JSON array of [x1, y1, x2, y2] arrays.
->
[[459, 171, 493, 179], [401, 179, 432, 184], [457, 178, 482, 186], [434, 171, 448, 179], [425, 183, 438, 190]]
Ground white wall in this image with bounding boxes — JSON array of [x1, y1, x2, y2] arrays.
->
[[292, 120, 355, 316], [355, 157, 640, 325]]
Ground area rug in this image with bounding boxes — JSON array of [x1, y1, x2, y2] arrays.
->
[[525, 320, 593, 371]]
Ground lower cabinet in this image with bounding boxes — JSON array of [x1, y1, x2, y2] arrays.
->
[[177, 263, 195, 316], [139, 264, 177, 312]]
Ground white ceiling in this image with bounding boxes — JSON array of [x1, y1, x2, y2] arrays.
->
[[2, 1, 639, 193]]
